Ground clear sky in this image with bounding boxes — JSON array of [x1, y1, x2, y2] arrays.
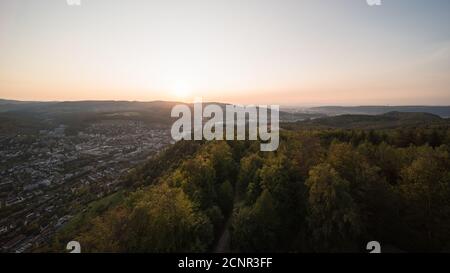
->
[[0, 0, 449, 105]]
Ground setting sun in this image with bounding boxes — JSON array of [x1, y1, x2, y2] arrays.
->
[[171, 83, 192, 101]]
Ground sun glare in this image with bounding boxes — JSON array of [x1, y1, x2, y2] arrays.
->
[[171, 83, 192, 101]]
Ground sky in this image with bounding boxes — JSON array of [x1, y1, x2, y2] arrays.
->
[[0, 0, 449, 106]]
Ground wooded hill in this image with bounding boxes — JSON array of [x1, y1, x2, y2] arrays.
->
[[43, 117, 450, 253]]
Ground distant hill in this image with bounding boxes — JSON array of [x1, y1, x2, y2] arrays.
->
[[287, 111, 448, 130], [0, 100, 57, 112], [0, 99, 317, 125], [0, 100, 181, 135], [309, 106, 450, 118], [0, 100, 179, 113], [1, 100, 449, 134]]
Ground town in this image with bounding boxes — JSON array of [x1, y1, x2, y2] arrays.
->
[[0, 119, 173, 253]]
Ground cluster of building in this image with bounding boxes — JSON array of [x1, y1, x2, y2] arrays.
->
[[0, 120, 173, 252]]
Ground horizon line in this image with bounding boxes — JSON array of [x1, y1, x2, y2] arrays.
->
[[1, 98, 450, 108]]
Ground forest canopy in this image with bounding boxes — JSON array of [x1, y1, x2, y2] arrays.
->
[[47, 124, 450, 253]]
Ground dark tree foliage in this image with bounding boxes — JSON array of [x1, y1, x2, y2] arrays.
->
[[55, 125, 450, 253]]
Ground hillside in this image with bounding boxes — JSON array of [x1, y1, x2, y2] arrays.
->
[[43, 122, 450, 253], [0, 100, 318, 135], [285, 111, 448, 130], [309, 106, 450, 118]]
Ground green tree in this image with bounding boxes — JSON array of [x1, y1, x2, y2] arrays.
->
[[237, 153, 263, 201], [231, 190, 279, 252], [177, 156, 217, 210], [78, 183, 213, 252], [202, 142, 236, 184], [305, 163, 361, 252], [398, 146, 450, 251]]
